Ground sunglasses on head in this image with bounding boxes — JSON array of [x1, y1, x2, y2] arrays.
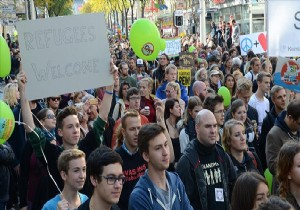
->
[[45, 114, 56, 119], [50, 97, 61, 101]]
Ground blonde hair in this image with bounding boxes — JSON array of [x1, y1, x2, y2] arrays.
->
[[140, 77, 153, 92], [167, 82, 181, 100], [222, 119, 245, 153], [3, 83, 19, 107]]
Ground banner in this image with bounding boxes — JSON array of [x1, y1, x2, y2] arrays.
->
[[239, 32, 267, 56], [16, 13, 112, 100], [273, 57, 300, 92], [268, 0, 300, 56], [159, 38, 181, 57]]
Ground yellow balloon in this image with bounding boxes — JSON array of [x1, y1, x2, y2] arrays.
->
[[0, 100, 15, 144]]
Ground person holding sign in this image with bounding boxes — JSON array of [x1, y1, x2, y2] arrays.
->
[[18, 61, 117, 209]]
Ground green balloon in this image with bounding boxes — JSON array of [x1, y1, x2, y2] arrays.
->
[[130, 19, 162, 61], [0, 36, 11, 77], [0, 100, 15, 144], [264, 168, 273, 193], [160, 39, 166, 51], [217, 86, 231, 107], [189, 46, 196, 53]]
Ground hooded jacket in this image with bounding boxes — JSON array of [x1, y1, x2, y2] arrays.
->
[[128, 170, 193, 210], [155, 80, 188, 105], [266, 111, 300, 175]]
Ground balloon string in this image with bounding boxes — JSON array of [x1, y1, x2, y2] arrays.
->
[[15, 120, 62, 194]]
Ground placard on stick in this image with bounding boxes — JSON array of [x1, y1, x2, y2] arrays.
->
[[16, 13, 112, 100], [179, 52, 195, 69], [178, 69, 191, 87]]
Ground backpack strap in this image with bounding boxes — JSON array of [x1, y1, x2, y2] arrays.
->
[[247, 151, 258, 168]]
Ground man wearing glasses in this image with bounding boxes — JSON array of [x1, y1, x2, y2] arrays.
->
[[78, 146, 125, 210], [203, 95, 225, 145]]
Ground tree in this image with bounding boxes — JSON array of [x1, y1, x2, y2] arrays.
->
[[128, 0, 135, 24], [139, 0, 149, 18], [34, 0, 73, 16]]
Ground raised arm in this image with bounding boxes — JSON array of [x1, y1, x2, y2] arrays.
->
[[155, 99, 175, 163], [98, 60, 118, 121], [17, 68, 36, 133]]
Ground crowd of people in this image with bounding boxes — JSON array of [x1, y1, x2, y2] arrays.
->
[[1, 18, 300, 210]]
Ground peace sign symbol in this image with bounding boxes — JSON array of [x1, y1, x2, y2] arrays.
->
[[241, 38, 253, 53]]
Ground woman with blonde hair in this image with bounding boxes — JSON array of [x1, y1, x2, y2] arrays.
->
[[139, 77, 156, 122], [163, 81, 185, 113], [179, 96, 203, 153], [3, 83, 20, 109], [223, 119, 263, 177], [277, 142, 300, 210]]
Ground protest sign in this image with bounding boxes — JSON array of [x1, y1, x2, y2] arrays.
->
[[178, 69, 191, 86], [273, 56, 300, 92], [268, 0, 300, 56], [159, 38, 181, 57], [239, 32, 267, 56], [16, 13, 111, 100], [179, 52, 195, 68]]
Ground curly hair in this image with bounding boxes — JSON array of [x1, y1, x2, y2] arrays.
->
[[3, 83, 19, 107], [277, 142, 300, 198]]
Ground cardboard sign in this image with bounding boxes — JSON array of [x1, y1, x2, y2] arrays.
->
[[179, 52, 195, 68], [159, 38, 181, 57], [268, 0, 300, 56], [273, 56, 300, 92], [16, 13, 112, 100], [239, 32, 267, 56], [178, 69, 191, 86]]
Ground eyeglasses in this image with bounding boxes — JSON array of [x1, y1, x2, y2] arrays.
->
[[129, 96, 141, 101], [214, 109, 225, 114], [45, 114, 56, 119], [50, 97, 61, 101], [99, 175, 126, 185]]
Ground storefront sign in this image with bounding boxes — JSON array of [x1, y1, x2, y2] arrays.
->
[[268, 0, 300, 56], [16, 13, 112, 100]]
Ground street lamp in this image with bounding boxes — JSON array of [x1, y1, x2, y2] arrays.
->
[[199, 0, 206, 44]]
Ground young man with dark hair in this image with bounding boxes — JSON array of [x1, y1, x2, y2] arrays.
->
[[119, 62, 137, 88], [203, 95, 225, 144], [266, 98, 300, 177], [259, 85, 286, 170], [42, 149, 88, 210], [129, 124, 192, 210], [248, 72, 271, 134], [78, 146, 124, 210], [116, 102, 174, 210]]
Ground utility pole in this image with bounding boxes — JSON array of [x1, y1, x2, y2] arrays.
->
[[199, 0, 206, 44]]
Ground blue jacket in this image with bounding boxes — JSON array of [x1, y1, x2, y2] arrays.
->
[[155, 80, 188, 105], [128, 170, 193, 210]]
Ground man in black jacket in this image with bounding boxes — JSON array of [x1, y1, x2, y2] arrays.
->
[[176, 109, 236, 210], [258, 85, 286, 170]]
